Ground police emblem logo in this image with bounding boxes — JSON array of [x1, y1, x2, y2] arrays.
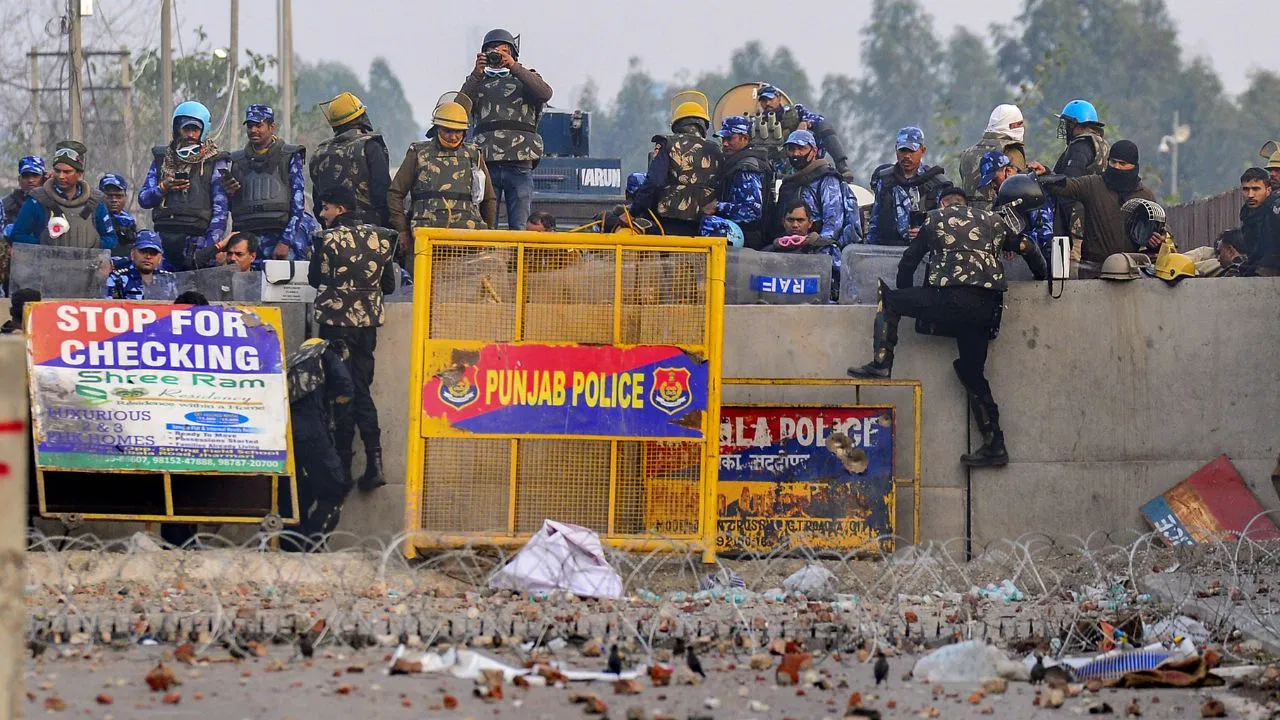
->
[[651, 367, 693, 416], [437, 369, 479, 410]]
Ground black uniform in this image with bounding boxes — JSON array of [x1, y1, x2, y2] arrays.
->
[[848, 203, 1047, 466], [284, 340, 355, 549]]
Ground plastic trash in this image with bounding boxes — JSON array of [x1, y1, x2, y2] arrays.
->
[[488, 520, 623, 599], [971, 579, 1025, 601], [912, 640, 1027, 683], [783, 564, 837, 600], [699, 569, 745, 591], [1145, 615, 1211, 645]]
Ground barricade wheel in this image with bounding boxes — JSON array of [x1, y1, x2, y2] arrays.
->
[[260, 513, 284, 534]]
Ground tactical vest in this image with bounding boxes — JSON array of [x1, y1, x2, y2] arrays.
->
[[408, 141, 485, 229], [29, 181, 105, 249], [872, 164, 948, 246], [150, 146, 222, 235], [287, 341, 328, 404], [775, 158, 842, 238], [958, 134, 1026, 208], [1053, 131, 1110, 176], [654, 133, 722, 223], [719, 146, 772, 249], [310, 129, 385, 225], [229, 141, 302, 233], [2, 189, 26, 225], [471, 73, 544, 164], [924, 205, 1009, 292]]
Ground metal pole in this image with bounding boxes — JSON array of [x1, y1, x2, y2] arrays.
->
[[228, 0, 239, 131], [160, 0, 172, 119], [30, 49, 42, 152], [122, 48, 135, 183], [280, 0, 293, 140], [1171, 110, 1180, 200], [69, 0, 85, 140]]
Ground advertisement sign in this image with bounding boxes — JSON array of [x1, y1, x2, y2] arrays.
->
[[421, 342, 708, 438], [1141, 455, 1280, 546], [716, 406, 895, 553], [27, 301, 289, 474]]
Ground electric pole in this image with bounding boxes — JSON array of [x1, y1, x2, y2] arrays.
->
[[121, 48, 135, 182], [279, 0, 293, 140], [29, 48, 42, 152], [160, 0, 172, 117], [69, 0, 85, 140], [229, 0, 239, 129]]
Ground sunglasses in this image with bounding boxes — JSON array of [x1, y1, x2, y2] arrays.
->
[[775, 234, 806, 248], [53, 147, 81, 161]]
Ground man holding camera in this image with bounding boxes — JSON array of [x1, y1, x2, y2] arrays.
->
[[138, 101, 230, 270], [460, 28, 553, 231]]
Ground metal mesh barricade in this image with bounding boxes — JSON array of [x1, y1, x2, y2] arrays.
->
[[405, 229, 725, 560], [9, 244, 111, 299]]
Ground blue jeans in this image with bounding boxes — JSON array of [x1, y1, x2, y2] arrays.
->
[[488, 164, 534, 231]]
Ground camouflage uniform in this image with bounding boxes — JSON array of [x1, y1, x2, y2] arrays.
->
[[307, 215, 396, 491], [282, 339, 355, 547], [310, 128, 389, 227], [958, 134, 1027, 209], [850, 203, 1048, 466], [654, 133, 723, 226], [716, 144, 769, 249], [405, 141, 486, 229], [103, 256, 177, 300], [461, 65, 552, 230]]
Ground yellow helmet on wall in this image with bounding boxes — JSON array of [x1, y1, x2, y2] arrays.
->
[[1153, 251, 1196, 283]]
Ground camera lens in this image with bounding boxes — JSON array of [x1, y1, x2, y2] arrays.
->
[[485, 51, 502, 66]]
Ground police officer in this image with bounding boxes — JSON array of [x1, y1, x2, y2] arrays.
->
[[629, 95, 723, 237], [3, 156, 47, 236], [775, 130, 858, 246], [138, 101, 231, 270], [958, 104, 1027, 208], [311, 92, 391, 228], [848, 175, 1049, 467], [388, 100, 498, 249], [867, 127, 950, 246], [280, 337, 355, 551], [224, 104, 310, 260], [754, 83, 851, 178], [309, 186, 396, 491], [103, 230, 176, 300], [9, 140, 117, 249], [460, 29, 553, 231], [99, 173, 138, 255], [710, 116, 769, 249], [979, 151, 1054, 260], [1051, 99, 1109, 256]]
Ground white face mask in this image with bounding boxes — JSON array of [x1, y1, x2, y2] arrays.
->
[[986, 104, 1025, 143]]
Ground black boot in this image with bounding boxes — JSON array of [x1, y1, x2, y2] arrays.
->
[[848, 282, 900, 379], [338, 451, 355, 488], [358, 445, 385, 492], [961, 395, 1008, 467]]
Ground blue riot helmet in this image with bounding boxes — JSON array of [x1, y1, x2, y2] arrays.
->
[[172, 101, 212, 142], [700, 216, 744, 247], [1056, 99, 1103, 139]]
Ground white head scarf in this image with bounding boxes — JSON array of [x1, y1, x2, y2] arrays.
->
[[986, 104, 1025, 143]]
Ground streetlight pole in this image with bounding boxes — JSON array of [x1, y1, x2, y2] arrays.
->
[[69, 0, 85, 140], [229, 0, 240, 129]]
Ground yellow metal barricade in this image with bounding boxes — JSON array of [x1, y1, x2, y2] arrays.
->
[[404, 229, 726, 561]]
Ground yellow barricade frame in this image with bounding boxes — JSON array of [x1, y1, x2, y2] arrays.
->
[[404, 228, 726, 561]]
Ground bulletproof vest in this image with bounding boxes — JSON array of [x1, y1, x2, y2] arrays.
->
[[1053, 130, 1110, 176], [29, 181, 105, 249], [2, 189, 26, 224], [229, 141, 302, 233], [654, 133, 723, 222], [923, 205, 1009, 292], [958, 134, 1025, 208], [775, 157, 842, 237], [286, 341, 328, 404], [872, 164, 948, 246], [471, 73, 544, 164], [408, 141, 484, 229], [310, 129, 385, 225], [150, 146, 220, 235], [720, 146, 772, 247]]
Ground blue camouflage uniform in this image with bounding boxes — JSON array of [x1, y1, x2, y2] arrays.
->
[[237, 105, 313, 260], [712, 116, 764, 227], [99, 173, 138, 251], [137, 148, 230, 263], [867, 127, 950, 246], [103, 232, 176, 300], [979, 151, 1055, 258]]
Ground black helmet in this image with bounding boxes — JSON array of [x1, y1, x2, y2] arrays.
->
[[482, 28, 520, 59], [994, 173, 1045, 212]]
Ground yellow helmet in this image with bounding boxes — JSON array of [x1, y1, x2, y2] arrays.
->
[[319, 91, 366, 127], [671, 101, 710, 127], [1154, 251, 1196, 283], [432, 101, 470, 131], [1267, 150, 1280, 171]]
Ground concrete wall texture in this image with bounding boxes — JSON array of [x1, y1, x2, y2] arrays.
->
[[14, 277, 1280, 547], [334, 277, 1280, 547], [0, 336, 28, 718]]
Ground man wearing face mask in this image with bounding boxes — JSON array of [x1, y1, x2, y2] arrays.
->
[[138, 101, 230, 271], [774, 130, 857, 248], [459, 29, 553, 231], [1050, 100, 1110, 266], [958, 104, 1027, 208], [388, 100, 497, 250], [1031, 139, 1155, 277], [867, 127, 950, 246]]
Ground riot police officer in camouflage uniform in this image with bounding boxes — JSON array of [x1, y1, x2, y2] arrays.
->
[[309, 186, 396, 492], [281, 337, 355, 551], [460, 29, 553, 231], [388, 100, 498, 249], [848, 175, 1049, 468], [310, 92, 391, 228], [629, 96, 724, 237]]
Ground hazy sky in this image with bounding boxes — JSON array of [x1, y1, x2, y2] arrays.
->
[[79, 0, 1275, 122]]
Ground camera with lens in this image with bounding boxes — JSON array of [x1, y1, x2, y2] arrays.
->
[[485, 50, 503, 67]]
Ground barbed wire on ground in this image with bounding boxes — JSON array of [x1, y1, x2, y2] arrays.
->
[[18, 520, 1280, 673]]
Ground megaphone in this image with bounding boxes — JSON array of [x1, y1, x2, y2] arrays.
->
[[47, 215, 70, 239]]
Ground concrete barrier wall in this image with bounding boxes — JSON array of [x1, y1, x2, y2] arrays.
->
[[0, 337, 28, 719], [13, 278, 1280, 547]]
